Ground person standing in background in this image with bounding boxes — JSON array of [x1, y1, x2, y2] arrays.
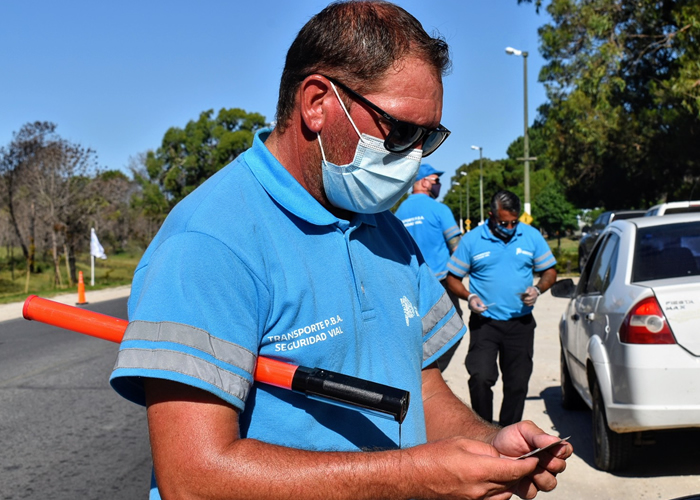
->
[[446, 190, 558, 426], [395, 164, 463, 370]]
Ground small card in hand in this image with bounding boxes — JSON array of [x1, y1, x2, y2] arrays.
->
[[516, 436, 571, 460]]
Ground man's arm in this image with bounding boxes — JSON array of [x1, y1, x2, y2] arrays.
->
[[446, 234, 460, 254], [422, 364, 499, 443], [445, 273, 487, 314], [445, 273, 469, 300], [145, 378, 541, 500], [535, 267, 558, 293], [421, 367, 572, 498], [521, 267, 558, 307]]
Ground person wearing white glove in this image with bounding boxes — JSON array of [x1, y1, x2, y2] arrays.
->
[[446, 190, 557, 426]]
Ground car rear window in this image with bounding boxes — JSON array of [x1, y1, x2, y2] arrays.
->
[[632, 221, 700, 281]]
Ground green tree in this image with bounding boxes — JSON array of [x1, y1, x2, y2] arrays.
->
[[538, 0, 700, 209], [532, 182, 579, 246], [518, 0, 544, 12], [0, 121, 57, 271], [446, 158, 510, 227], [146, 108, 268, 205], [128, 153, 170, 246], [503, 121, 559, 213]]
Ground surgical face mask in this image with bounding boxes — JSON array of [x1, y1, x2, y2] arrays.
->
[[317, 82, 422, 214], [429, 181, 441, 199], [491, 220, 517, 241]]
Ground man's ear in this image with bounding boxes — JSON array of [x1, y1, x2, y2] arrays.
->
[[299, 76, 332, 134]]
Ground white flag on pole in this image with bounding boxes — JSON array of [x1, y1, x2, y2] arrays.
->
[[90, 228, 107, 260]]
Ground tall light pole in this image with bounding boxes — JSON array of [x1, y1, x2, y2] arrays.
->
[[451, 181, 462, 231], [460, 171, 469, 231], [506, 46, 535, 217], [471, 145, 484, 224]]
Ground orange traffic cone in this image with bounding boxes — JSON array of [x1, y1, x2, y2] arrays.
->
[[76, 271, 88, 305]]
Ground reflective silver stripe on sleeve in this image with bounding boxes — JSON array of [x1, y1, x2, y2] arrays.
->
[[534, 251, 553, 264], [446, 256, 469, 277], [422, 292, 454, 336], [423, 309, 464, 362], [123, 320, 256, 374], [535, 256, 557, 271], [114, 348, 251, 402]]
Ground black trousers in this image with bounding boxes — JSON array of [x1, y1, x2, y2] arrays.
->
[[435, 281, 464, 372], [465, 313, 535, 426]]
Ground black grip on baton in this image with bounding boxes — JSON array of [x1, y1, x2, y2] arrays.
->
[[291, 367, 410, 424]]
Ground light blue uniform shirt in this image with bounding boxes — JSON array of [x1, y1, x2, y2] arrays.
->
[[395, 194, 461, 280], [447, 220, 556, 321], [111, 129, 465, 497]]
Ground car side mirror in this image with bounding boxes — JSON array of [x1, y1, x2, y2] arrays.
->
[[581, 225, 591, 233], [550, 279, 576, 299]]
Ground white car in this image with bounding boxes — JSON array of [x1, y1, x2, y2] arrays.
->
[[644, 200, 700, 216], [551, 213, 700, 471]]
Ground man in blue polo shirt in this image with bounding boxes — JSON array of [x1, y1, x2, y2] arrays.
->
[[396, 163, 462, 370], [446, 190, 558, 427], [110, 3, 570, 499]]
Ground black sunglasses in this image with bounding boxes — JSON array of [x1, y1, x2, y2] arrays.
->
[[322, 75, 450, 157], [496, 219, 519, 228]]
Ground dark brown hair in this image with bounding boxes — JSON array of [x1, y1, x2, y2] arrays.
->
[[275, 0, 451, 131]]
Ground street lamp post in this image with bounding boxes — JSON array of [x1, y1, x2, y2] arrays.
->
[[506, 46, 534, 216], [460, 171, 469, 231], [451, 181, 463, 232], [471, 145, 484, 224]]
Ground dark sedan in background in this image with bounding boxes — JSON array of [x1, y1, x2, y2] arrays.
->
[[578, 210, 646, 270]]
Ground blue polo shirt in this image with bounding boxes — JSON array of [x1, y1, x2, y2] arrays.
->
[[111, 129, 465, 457], [395, 194, 461, 280], [447, 220, 555, 321]]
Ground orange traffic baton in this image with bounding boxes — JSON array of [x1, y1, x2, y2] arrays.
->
[[23, 295, 409, 423]]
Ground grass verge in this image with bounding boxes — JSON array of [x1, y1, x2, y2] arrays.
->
[[0, 251, 140, 305]]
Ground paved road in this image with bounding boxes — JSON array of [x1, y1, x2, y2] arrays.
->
[[0, 293, 151, 499], [2, 286, 699, 499]]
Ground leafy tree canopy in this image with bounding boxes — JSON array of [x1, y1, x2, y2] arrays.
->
[[146, 108, 267, 205], [532, 181, 579, 238], [538, 0, 700, 209]]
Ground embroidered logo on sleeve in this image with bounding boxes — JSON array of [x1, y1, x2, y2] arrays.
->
[[400, 296, 420, 326]]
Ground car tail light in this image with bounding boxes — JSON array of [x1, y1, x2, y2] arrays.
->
[[619, 296, 675, 344]]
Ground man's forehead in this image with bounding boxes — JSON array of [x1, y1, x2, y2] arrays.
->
[[367, 63, 443, 126], [496, 208, 519, 218]]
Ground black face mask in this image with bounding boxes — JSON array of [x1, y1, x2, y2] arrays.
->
[[429, 181, 441, 199], [490, 218, 517, 242]]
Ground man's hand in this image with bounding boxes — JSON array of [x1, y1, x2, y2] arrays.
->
[[467, 294, 488, 314], [490, 421, 573, 498], [520, 287, 540, 307], [405, 437, 541, 500]]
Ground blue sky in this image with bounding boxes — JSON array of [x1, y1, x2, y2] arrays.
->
[[1, 0, 551, 189]]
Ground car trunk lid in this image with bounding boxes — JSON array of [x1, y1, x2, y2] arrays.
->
[[653, 281, 700, 356]]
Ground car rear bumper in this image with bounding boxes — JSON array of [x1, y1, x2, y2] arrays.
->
[[603, 345, 700, 432], [606, 404, 700, 433]]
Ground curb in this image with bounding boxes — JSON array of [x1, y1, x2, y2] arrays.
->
[[0, 285, 132, 323]]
